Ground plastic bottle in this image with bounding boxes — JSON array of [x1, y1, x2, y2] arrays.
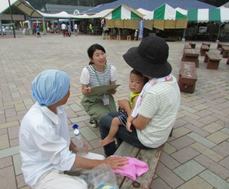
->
[[72, 124, 85, 154]]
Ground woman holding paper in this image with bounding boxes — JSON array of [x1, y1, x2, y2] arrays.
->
[[80, 44, 118, 127], [99, 36, 181, 156]]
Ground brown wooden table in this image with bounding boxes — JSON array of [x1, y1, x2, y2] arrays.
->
[[189, 42, 196, 49], [182, 49, 199, 68], [217, 42, 229, 49], [220, 46, 229, 58], [204, 52, 221, 70], [184, 44, 192, 49], [202, 42, 211, 47], [200, 45, 210, 56], [178, 61, 197, 93]]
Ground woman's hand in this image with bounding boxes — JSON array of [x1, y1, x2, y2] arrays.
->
[[70, 141, 88, 154], [82, 85, 92, 95], [70, 141, 78, 153], [107, 89, 116, 94], [103, 156, 128, 170]]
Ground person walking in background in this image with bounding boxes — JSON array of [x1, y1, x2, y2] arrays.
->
[[80, 44, 117, 128], [74, 23, 78, 36], [33, 23, 36, 36], [89, 23, 93, 35], [61, 22, 66, 37], [19, 69, 128, 189], [67, 23, 72, 37], [36, 26, 41, 38]]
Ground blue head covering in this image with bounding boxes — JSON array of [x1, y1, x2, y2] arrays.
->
[[32, 69, 70, 106]]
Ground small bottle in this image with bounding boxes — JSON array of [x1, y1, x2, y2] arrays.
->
[[72, 124, 85, 154]]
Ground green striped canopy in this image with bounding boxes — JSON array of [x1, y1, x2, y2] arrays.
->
[[188, 8, 229, 23], [105, 4, 143, 20], [144, 3, 187, 20]]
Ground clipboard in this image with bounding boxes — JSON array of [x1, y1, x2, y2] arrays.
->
[[86, 84, 120, 96]]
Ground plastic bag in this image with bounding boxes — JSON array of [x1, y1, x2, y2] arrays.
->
[[88, 163, 119, 189]]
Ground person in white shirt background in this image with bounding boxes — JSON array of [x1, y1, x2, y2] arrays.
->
[[74, 23, 78, 36], [19, 69, 127, 189], [61, 22, 66, 37]]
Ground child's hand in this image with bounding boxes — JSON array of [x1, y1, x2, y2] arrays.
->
[[126, 121, 132, 132]]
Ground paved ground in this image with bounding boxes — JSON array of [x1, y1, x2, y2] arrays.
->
[[0, 33, 229, 189]]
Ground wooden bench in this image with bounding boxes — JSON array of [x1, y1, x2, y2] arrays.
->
[[181, 49, 199, 68], [127, 35, 131, 40], [114, 141, 165, 189], [106, 35, 111, 40], [220, 46, 229, 58], [116, 35, 121, 40], [204, 52, 221, 70], [184, 44, 192, 50], [189, 42, 196, 49], [200, 44, 210, 56], [217, 42, 229, 49], [202, 42, 211, 48], [178, 61, 197, 93]]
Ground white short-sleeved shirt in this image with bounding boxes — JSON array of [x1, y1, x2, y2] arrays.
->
[[136, 76, 181, 148], [61, 23, 66, 30], [80, 64, 117, 87], [19, 102, 75, 187]]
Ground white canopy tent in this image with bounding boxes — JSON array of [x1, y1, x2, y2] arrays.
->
[[0, 0, 42, 17]]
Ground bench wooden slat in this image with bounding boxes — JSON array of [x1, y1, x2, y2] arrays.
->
[[114, 142, 164, 189], [205, 52, 221, 61], [114, 143, 140, 186]]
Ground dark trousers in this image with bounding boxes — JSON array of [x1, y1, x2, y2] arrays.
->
[[99, 112, 152, 157]]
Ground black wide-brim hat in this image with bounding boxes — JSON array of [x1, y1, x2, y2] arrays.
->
[[123, 35, 172, 78]]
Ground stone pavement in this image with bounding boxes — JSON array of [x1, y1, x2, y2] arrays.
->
[[0, 33, 229, 189]]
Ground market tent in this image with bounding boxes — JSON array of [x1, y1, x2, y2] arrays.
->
[[144, 4, 187, 20], [175, 7, 187, 15], [85, 0, 216, 14], [137, 8, 152, 16], [39, 11, 73, 19], [144, 4, 188, 30], [0, 0, 42, 17], [104, 4, 143, 29], [187, 8, 229, 23], [105, 4, 143, 20], [89, 9, 113, 18]]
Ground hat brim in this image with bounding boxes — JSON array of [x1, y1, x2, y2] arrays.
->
[[123, 47, 172, 78]]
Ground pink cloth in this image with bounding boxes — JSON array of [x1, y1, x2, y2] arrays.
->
[[112, 155, 149, 180]]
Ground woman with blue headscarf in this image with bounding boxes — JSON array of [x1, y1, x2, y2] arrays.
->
[[19, 69, 127, 189]]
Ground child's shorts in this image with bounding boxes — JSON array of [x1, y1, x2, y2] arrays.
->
[[117, 107, 128, 127]]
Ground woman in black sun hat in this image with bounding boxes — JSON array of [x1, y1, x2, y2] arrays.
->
[[99, 35, 181, 157]]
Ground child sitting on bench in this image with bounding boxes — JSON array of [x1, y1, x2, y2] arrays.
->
[[100, 69, 148, 146]]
